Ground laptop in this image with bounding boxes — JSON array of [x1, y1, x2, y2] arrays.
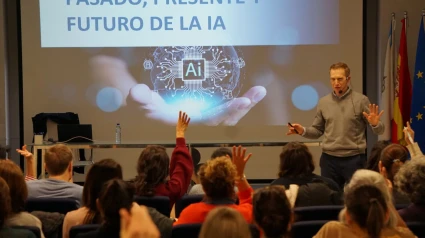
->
[[57, 124, 93, 143]]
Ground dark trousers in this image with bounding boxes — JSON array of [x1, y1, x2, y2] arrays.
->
[[320, 153, 366, 189]]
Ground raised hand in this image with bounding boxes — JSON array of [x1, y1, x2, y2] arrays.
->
[[16, 145, 33, 160], [176, 111, 190, 138], [286, 123, 304, 135], [120, 203, 160, 238], [232, 145, 252, 178], [403, 121, 415, 145], [363, 104, 384, 126]]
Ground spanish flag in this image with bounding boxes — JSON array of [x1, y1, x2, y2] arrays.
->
[[391, 18, 412, 144]]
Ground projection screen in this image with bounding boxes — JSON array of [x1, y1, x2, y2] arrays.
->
[[20, 0, 363, 144]]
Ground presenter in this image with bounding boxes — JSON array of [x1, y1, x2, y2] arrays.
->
[[287, 62, 384, 188]]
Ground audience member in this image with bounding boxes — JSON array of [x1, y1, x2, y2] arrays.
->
[[188, 147, 234, 195], [210, 148, 233, 159], [63, 159, 123, 238], [199, 207, 251, 238], [253, 186, 293, 238], [270, 142, 341, 206], [394, 158, 425, 222], [76, 179, 134, 238], [365, 140, 391, 172], [0, 160, 45, 238], [188, 162, 205, 195], [26, 144, 83, 205], [403, 121, 424, 159], [133, 111, 193, 207], [315, 182, 414, 237], [175, 146, 253, 225], [0, 176, 36, 238], [0, 144, 37, 181], [379, 144, 410, 204]]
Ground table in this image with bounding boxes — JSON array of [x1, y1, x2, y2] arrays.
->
[[29, 141, 321, 178]]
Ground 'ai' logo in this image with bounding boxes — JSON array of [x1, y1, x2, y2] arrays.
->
[[183, 59, 205, 81]]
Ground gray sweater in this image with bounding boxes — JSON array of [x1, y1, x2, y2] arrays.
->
[[303, 88, 384, 157]]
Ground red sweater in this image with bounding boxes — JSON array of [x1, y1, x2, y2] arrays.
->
[[174, 187, 253, 225], [154, 138, 193, 207]]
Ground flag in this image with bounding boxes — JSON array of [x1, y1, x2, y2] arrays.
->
[[410, 16, 425, 149], [391, 18, 412, 144], [379, 18, 395, 141]]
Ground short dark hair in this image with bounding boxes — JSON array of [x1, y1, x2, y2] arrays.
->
[[278, 142, 315, 178], [210, 148, 232, 159], [0, 145, 10, 160]]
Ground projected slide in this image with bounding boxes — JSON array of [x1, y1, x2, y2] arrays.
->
[[23, 0, 345, 129], [40, 0, 339, 47]]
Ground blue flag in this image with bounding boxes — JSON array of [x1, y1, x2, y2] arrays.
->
[[410, 17, 425, 149]]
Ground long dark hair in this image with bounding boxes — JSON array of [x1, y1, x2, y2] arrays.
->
[[380, 144, 408, 182], [365, 140, 391, 172], [253, 186, 292, 238], [82, 159, 123, 224], [345, 184, 388, 238], [98, 179, 134, 232], [134, 145, 170, 196]]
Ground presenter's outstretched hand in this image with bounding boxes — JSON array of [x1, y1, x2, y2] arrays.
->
[[90, 55, 267, 126], [176, 111, 190, 138], [363, 104, 384, 126], [286, 123, 304, 135]]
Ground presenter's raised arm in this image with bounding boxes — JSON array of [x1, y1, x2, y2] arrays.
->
[[289, 106, 325, 139]]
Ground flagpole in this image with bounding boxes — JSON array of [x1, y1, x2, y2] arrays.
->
[[404, 11, 408, 32]]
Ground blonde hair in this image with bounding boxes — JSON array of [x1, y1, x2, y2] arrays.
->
[[44, 144, 73, 176], [199, 157, 237, 200], [330, 62, 350, 77], [340, 169, 397, 228], [199, 207, 251, 238]]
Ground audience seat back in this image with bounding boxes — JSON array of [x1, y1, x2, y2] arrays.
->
[[69, 224, 100, 238], [11, 226, 41, 238], [294, 205, 343, 221], [406, 222, 425, 238], [25, 198, 79, 214], [175, 195, 204, 218], [133, 196, 171, 216]]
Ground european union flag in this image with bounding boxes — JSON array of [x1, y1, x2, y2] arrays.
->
[[410, 16, 425, 149]]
